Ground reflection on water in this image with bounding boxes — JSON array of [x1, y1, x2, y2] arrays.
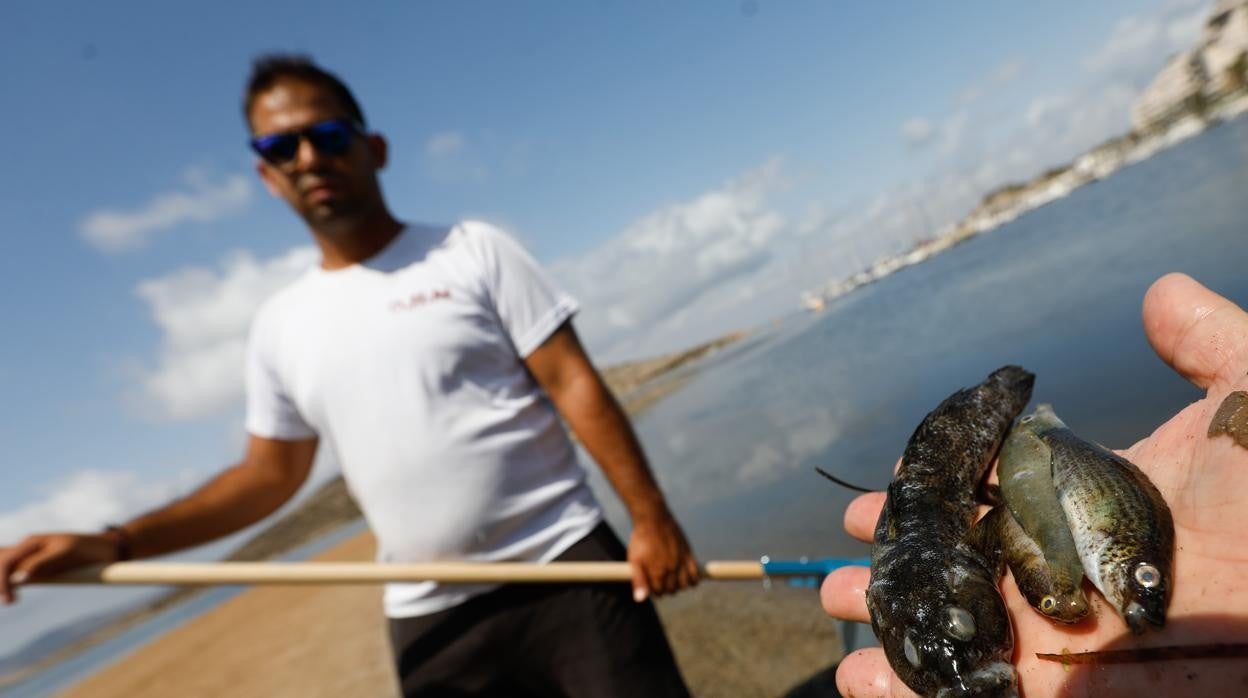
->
[[591, 117, 1248, 566]]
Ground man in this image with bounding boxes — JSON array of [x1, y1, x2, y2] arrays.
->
[[0, 55, 697, 697]]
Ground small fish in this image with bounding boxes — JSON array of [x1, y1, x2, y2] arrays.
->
[[997, 416, 1088, 623], [867, 366, 1033, 697], [966, 505, 1087, 625], [1026, 405, 1174, 634]]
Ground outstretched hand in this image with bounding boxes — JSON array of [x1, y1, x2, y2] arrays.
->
[[820, 273, 1248, 697], [0, 532, 119, 604]]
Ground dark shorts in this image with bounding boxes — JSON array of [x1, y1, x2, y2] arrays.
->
[[387, 523, 691, 698]]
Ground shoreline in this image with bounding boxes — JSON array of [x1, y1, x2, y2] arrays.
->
[[53, 531, 843, 698], [4, 328, 806, 697], [801, 94, 1248, 312]]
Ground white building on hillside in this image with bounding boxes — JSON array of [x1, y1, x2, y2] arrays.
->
[[1131, 0, 1248, 132], [1204, 0, 1248, 93]]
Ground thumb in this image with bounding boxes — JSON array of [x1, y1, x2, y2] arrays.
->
[[1142, 273, 1248, 392], [628, 557, 650, 603]]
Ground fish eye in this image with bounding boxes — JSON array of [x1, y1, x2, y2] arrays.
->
[[904, 634, 921, 667], [1021, 415, 1034, 424], [945, 606, 976, 641], [1135, 563, 1161, 588], [1041, 596, 1056, 612]]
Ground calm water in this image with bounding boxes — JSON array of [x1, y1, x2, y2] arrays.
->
[[3, 522, 366, 698], [599, 116, 1248, 564], [9, 118, 1248, 696]]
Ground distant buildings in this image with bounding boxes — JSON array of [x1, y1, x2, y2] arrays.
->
[[1132, 0, 1248, 132], [798, 0, 1248, 312]]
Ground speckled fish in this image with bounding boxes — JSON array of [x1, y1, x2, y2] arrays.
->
[[867, 366, 1034, 697], [997, 415, 1089, 623], [1026, 404, 1174, 634]]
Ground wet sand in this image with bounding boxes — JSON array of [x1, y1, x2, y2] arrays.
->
[[58, 531, 843, 698]]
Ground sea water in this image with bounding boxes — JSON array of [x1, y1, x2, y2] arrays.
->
[[9, 116, 1248, 695]]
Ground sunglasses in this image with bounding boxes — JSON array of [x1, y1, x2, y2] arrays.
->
[[250, 119, 362, 165]]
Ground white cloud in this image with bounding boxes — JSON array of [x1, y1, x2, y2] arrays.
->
[[550, 160, 787, 359], [426, 131, 465, 158], [135, 246, 318, 420], [79, 170, 253, 253], [955, 60, 1025, 108], [940, 110, 971, 155], [0, 470, 198, 543], [1085, 3, 1207, 81], [901, 117, 936, 148], [901, 61, 1025, 153], [422, 130, 489, 182]]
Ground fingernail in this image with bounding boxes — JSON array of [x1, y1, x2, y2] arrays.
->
[[10, 571, 28, 585], [633, 588, 648, 603]]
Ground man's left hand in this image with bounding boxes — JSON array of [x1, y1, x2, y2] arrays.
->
[[627, 509, 700, 602]]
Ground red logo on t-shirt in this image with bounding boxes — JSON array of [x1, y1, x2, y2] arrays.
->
[[390, 288, 451, 312]]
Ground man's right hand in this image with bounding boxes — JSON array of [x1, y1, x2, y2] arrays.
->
[[0, 532, 120, 604]]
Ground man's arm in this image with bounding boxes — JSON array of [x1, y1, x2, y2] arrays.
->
[[524, 321, 699, 601], [0, 434, 317, 603]]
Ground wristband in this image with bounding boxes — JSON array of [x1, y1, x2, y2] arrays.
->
[[102, 525, 133, 562]]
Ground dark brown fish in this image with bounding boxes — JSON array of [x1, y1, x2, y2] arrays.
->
[[867, 366, 1034, 697]]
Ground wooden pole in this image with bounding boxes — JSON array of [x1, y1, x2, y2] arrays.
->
[[32, 560, 768, 586]]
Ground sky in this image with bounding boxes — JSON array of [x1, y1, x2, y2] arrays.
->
[[0, 0, 1214, 657]]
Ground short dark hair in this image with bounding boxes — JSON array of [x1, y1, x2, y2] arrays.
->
[[243, 54, 367, 130]]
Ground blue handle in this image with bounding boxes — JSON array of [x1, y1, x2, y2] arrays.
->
[[761, 556, 871, 588]]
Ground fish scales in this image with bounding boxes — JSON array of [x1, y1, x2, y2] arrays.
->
[[1033, 405, 1175, 635], [997, 415, 1089, 622], [867, 366, 1033, 697]]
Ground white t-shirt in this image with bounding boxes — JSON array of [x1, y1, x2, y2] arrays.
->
[[244, 220, 603, 618]]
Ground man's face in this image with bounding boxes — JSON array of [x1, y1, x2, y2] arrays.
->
[[249, 78, 386, 232]]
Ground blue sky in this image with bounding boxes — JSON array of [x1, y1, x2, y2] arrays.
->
[[0, 0, 1211, 655]]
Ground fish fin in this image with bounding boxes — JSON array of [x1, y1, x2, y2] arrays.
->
[[965, 507, 1007, 578], [813, 466, 877, 493]]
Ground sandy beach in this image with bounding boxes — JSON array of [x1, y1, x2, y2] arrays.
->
[[38, 330, 843, 697], [57, 530, 843, 698]]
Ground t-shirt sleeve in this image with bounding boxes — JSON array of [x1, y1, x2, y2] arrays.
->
[[244, 307, 318, 440], [466, 222, 579, 357]]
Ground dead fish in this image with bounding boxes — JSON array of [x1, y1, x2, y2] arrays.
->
[[1027, 404, 1174, 634], [867, 366, 1034, 697], [966, 505, 1088, 625], [997, 416, 1088, 623]]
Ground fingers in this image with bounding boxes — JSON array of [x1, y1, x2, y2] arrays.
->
[[837, 648, 920, 698], [20, 541, 74, 582], [845, 492, 886, 543], [0, 538, 44, 604], [821, 565, 870, 622], [1142, 273, 1248, 391], [658, 545, 700, 595], [679, 553, 700, 590]]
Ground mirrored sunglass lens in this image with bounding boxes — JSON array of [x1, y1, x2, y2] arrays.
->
[[253, 134, 299, 163], [308, 122, 353, 155]]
